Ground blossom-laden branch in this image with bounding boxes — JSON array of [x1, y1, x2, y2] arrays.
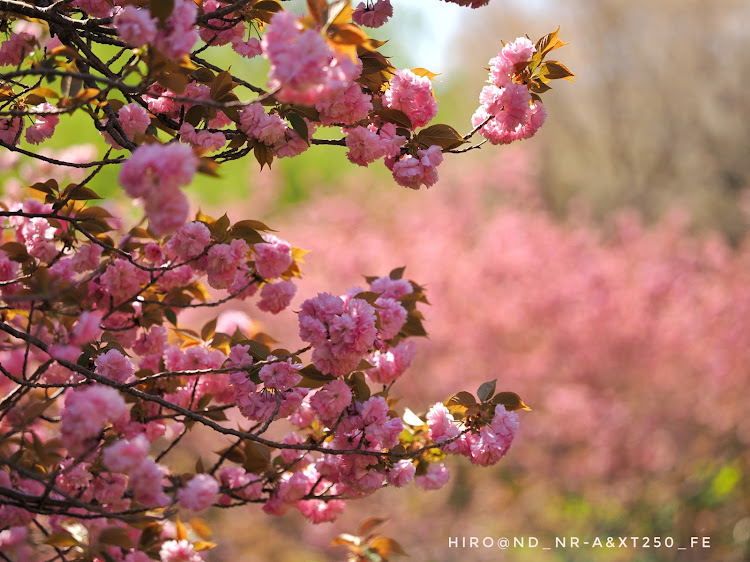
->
[[0, 0, 565, 560]]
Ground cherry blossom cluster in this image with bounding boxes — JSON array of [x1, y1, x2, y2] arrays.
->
[[0, 1, 560, 559], [473, 37, 548, 144], [0, 2, 569, 202]]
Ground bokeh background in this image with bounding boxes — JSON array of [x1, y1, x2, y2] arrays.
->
[[4, 0, 750, 560]]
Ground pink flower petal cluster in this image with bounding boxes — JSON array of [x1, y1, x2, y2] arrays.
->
[[166, 221, 211, 260], [442, 0, 491, 7], [153, 0, 198, 60], [71, 0, 111, 18], [489, 37, 536, 86], [0, 32, 35, 67], [114, 6, 158, 47], [71, 242, 103, 273], [159, 540, 204, 562], [0, 117, 24, 146], [368, 340, 416, 384], [61, 385, 129, 456], [473, 38, 547, 144], [205, 239, 249, 289], [254, 234, 293, 279], [374, 296, 407, 340], [383, 69, 439, 128], [352, 0, 394, 28], [299, 293, 378, 375], [345, 122, 406, 166], [387, 144, 444, 189], [316, 83, 373, 125], [297, 497, 346, 524], [25, 103, 59, 145], [102, 434, 150, 473], [199, 0, 245, 46], [238, 103, 287, 146], [415, 462, 450, 490], [232, 36, 262, 58], [258, 356, 303, 391], [262, 11, 358, 105], [370, 275, 413, 299], [70, 310, 103, 345], [119, 143, 198, 236], [387, 459, 416, 487], [309, 379, 352, 426], [102, 102, 151, 148], [178, 123, 226, 152], [257, 280, 297, 314], [101, 258, 150, 302], [130, 457, 169, 506], [95, 349, 135, 384], [218, 466, 262, 503], [178, 474, 219, 512]]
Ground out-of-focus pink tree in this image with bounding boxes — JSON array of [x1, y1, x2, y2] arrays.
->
[[246, 147, 750, 560], [0, 1, 576, 560]]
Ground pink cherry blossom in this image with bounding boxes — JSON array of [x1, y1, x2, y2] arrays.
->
[[61, 385, 129, 456], [352, 0, 394, 28], [166, 221, 211, 260], [309, 379, 353, 426], [257, 280, 297, 314], [102, 435, 150, 473], [153, 0, 198, 60], [383, 69, 438, 128], [389, 145, 444, 189], [159, 539, 203, 562], [368, 340, 416, 384], [387, 459, 416, 487], [297, 498, 346, 523], [25, 103, 59, 145], [145, 185, 191, 237], [232, 36, 262, 58], [71, 0, 111, 18], [205, 239, 249, 289], [119, 143, 198, 199], [316, 83, 373, 125], [489, 36, 536, 86], [95, 349, 135, 384], [259, 357, 303, 391], [178, 474, 219, 512], [114, 6, 158, 48], [0, 117, 24, 146], [198, 0, 245, 46], [0, 32, 35, 67], [71, 242, 102, 273], [254, 234, 293, 279], [415, 462, 451, 490], [262, 11, 358, 105]]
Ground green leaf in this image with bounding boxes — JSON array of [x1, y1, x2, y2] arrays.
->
[[370, 108, 413, 130], [213, 213, 230, 240], [150, 0, 175, 24], [98, 527, 135, 549], [447, 391, 477, 407], [491, 391, 532, 411], [42, 532, 78, 548], [477, 379, 497, 403], [230, 222, 265, 245], [243, 441, 271, 473], [543, 60, 575, 81], [416, 124, 466, 150], [350, 371, 371, 402], [163, 308, 177, 326], [287, 112, 310, 145], [389, 266, 406, 280], [410, 67, 441, 81]]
